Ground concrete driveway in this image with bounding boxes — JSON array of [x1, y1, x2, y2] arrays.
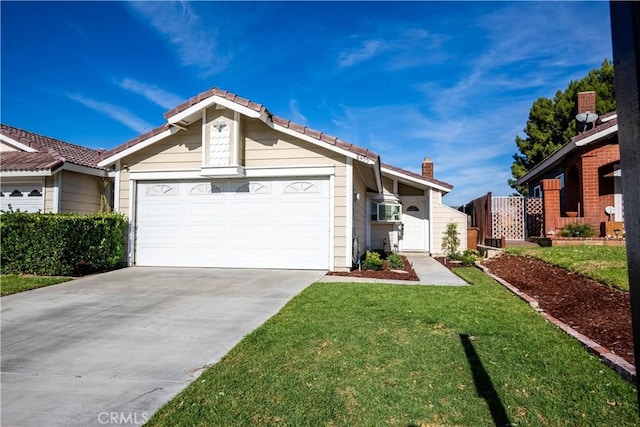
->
[[1, 267, 324, 427]]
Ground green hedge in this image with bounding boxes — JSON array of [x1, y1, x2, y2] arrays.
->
[[1, 211, 128, 276]]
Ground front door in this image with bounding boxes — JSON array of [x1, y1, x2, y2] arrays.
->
[[400, 196, 426, 251]]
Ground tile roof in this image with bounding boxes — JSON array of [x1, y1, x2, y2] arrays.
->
[[99, 87, 380, 164], [381, 162, 453, 190], [0, 151, 63, 172], [1, 124, 105, 170]]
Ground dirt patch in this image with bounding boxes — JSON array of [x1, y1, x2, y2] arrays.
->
[[482, 253, 633, 365], [327, 255, 419, 281]]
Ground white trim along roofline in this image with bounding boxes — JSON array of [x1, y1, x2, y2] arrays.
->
[[1, 162, 109, 178], [0, 134, 39, 152], [380, 165, 451, 193], [97, 128, 179, 167]]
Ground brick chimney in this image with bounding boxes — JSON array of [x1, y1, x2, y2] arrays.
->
[[577, 91, 596, 114], [421, 157, 434, 178]]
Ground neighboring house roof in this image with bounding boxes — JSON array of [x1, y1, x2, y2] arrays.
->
[[96, 87, 380, 166], [0, 124, 106, 173], [517, 113, 618, 185]]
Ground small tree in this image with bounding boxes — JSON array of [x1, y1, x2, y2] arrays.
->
[[442, 222, 460, 259]]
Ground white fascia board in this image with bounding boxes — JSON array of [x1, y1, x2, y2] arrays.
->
[[97, 128, 177, 167], [380, 166, 451, 193], [167, 95, 264, 125], [0, 135, 38, 152], [575, 124, 618, 146], [270, 121, 376, 165], [129, 170, 205, 180], [245, 165, 336, 178], [60, 163, 109, 177], [129, 165, 337, 181], [517, 141, 576, 185], [1, 170, 52, 177]]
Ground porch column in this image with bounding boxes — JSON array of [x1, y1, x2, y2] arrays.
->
[[542, 178, 562, 235]]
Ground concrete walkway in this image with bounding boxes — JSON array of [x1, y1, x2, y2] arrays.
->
[[318, 254, 468, 286]]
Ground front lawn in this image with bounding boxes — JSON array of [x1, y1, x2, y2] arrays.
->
[[507, 246, 628, 291], [1, 274, 71, 296], [147, 268, 638, 426]]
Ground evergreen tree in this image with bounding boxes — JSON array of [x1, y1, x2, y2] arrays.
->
[[509, 59, 616, 195]]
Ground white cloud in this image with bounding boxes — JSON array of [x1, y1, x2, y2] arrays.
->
[[119, 78, 183, 110], [67, 93, 153, 133], [338, 39, 387, 68], [127, 1, 229, 77], [289, 99, 307, 124]]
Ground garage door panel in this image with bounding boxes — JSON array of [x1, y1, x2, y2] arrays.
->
[[135, 179, 329, 269]]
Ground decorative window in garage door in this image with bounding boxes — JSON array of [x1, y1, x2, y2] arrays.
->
[[235, 182, 270, 194], [9, 190, 23, 197], [145, 184, 177, 196], [283, 181, 319, 193], [189, 182, 222, 195], [28, 189, 42, 197]]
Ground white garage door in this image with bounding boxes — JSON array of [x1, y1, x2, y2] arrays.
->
[[135, 178, 330, 269], [1, 183, 44, 213]]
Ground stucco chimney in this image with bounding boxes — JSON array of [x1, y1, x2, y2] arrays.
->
[[577, 91, 596, 114], [421, 157, 434, 178]]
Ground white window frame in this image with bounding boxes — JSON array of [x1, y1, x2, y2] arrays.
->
[[371, 201, 401, 222]]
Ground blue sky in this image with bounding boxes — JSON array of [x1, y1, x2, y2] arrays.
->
[[1, 1, 613, 206]]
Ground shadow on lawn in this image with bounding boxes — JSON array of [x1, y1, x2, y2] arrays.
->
[[460, 334, 511, 427]]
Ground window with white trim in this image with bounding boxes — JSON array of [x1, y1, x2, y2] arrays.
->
[[370, 201, 401, 222]]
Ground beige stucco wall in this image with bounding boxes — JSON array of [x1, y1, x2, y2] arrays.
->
[[59, 171, 102, 214], [116, 112, 352, 270], [431, 189, 467, 255], [126, 124, 203, 172]]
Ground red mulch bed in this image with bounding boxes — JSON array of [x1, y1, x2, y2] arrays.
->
[[481, 253, 634, 365], [326, 255, 419, 281]]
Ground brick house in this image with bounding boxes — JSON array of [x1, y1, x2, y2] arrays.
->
[[517, 92, 623, 236]]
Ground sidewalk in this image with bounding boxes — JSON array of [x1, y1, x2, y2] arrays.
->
[[318, 254, 468, 286]]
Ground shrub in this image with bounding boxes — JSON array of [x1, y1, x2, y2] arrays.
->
[[362, 251, 383, 271], [387, 252, 404, 269], [441, 222, 461, 258], [559, 222, 596, 238], [460, 249, 481, 266], [1, 211, 128, 276]]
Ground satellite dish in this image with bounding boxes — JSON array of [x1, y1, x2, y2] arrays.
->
[[605, 206, 616, 215], [575, 111, 599, 123]]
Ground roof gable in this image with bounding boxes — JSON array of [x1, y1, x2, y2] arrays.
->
[[97, 87, 380, 167], [381, 163, 453, 192]]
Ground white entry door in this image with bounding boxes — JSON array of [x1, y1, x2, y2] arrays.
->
[[400, 196, 426, 251], [135, 178, 330, 269]]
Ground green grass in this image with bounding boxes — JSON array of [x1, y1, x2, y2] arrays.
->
[[1, 274, 72, 296], [147, 269, 638, 426], [507, 246, 629, 291]]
